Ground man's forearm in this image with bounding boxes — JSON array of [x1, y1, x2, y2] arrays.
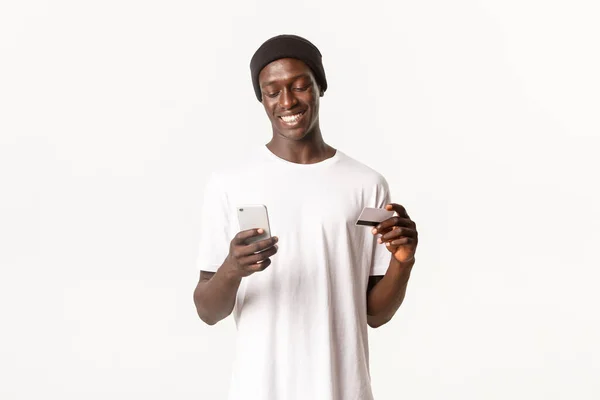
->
[[367, 257, 414, 328], [193, 262, 242, 325]]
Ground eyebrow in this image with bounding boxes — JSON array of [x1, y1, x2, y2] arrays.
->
[[260, 74, 311, 89]]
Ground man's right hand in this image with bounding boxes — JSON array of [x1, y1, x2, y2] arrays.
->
[[224, 229, 279, 278]]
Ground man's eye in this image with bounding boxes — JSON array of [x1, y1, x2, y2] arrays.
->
[[266, 91, 279, 98], [293, 85, 310, 92]]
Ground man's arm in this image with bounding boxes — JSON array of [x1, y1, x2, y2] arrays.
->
[[366, 202, 418, 328], [193, 229, 279, 325], [366, 256, 414, 328], [193, 268, 242, 325]]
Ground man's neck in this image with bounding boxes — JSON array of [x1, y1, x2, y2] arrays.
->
[[266, 138, 336, 165]]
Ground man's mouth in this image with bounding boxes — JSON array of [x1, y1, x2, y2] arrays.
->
[[278, 110, 306, 125]]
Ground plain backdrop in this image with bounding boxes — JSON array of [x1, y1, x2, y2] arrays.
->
[[1, 0, 599, 399]]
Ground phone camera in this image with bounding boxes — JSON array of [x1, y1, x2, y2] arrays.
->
[[239, 208, 244, 211]]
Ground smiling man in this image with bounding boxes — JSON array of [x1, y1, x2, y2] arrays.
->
[[193, 34, 418, 400]]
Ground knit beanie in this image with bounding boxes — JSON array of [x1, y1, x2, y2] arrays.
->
[[250, 34, 327, 102]]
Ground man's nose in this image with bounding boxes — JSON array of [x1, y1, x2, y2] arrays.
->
[[278, 88, 297, 109]]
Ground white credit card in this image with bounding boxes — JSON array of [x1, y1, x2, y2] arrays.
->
[[355, 207, 394, 227]]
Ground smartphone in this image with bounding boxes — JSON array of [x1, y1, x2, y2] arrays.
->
[[236, 204, 272, 244]]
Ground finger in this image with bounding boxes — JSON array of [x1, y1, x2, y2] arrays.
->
[[242, 244, 278, 266], [373, 216, 413, 234], [243, 248, 277, 268], [232, 228, 266, 245], [388, 237, 415, 246], [247, 258, 272, 272], [240, 236, 279, 257], [379, 227, 418, 242], [385, 203, 410, 219]]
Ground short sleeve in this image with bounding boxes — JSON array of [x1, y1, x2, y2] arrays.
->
[[195, 172, 233, 273], [369, 176, 392, 276]]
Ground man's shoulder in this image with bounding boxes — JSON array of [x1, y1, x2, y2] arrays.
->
[[337, 149, 388, 186]]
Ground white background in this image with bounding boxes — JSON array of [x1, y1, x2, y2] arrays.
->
[[1, 0, 599, 399]]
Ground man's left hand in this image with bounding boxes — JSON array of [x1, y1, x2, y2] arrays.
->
[[372, 203, 418, 263]]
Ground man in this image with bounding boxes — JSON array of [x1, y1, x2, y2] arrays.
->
[[193, 34, 418, 400]]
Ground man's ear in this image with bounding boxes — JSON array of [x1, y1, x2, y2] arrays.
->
[[316, 83, 324, 97]]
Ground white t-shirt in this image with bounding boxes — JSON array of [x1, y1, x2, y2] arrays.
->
[[196, 145, 391, 400]]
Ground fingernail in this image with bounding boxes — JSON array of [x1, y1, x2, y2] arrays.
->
[[377, 238, 382, 243], [372, 228, 377, 234], [257, 228, 264, 234], [274, 236, 279, 242]]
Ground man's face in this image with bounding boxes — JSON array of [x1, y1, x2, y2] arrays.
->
[[258, 58, 322, 141]]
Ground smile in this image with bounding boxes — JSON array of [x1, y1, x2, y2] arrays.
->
[[278, 111, 306, 125]]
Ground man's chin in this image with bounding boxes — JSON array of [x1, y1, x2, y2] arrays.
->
[[283, 132, 309, 141], [273, 127, 309, 141]]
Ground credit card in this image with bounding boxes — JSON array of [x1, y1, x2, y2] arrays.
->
[[355, 207, 394, 227]]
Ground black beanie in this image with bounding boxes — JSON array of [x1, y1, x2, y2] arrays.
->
[[250, 34, 327, 102]]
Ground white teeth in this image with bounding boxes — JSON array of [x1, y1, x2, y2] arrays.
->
[[280, 112, 303, 123]]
